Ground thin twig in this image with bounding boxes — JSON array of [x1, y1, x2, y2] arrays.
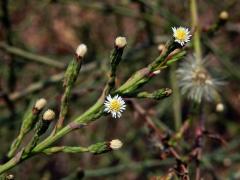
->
[[0, 62, 96, 107], [63, 159, 173, 179], [0, 42, 65, 69]]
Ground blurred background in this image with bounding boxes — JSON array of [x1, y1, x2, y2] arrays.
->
[[0, 0, 240, 179]]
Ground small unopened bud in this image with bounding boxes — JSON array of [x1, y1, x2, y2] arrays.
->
[[216, 103, 224, 112], [164, 88, 173, 97], [115, 37, 127, 48], [6, 174, 14, 180], [43, 109, 55, 121], [153, 70, 161, 75], [223, 158, 232, 167], [34, 98, 47, 110], [110, 139, 123, 150], [157, 44, 166, 52], [76, 44, 87, 58], [219, 11, 229, 20]]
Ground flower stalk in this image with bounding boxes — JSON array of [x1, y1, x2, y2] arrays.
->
[[55, 44, 87, 132], [106, 37, 127, 95], [7, 98, 47, 158], [43, 139, 122, 155], [207, 11, 229, 36], [127, 88, 172, 100], [190, 0, 202, 63], [24, 109, 55, 154]]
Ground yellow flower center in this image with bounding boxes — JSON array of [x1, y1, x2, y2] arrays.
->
[[109, 100, 121, 112], [175, 29, 187, 41]]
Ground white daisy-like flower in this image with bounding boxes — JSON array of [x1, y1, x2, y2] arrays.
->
[[172, 27, 191, 46], [177, 56, 223, 103], [104, 95, 126, 118]]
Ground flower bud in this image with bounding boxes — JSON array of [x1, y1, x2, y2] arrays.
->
[[76, 44, 87, 58], [43, 109, 55, 121], [115, 37, 127, 48], [157, 44, 166, 52], [110, 139, 123, 150], [223, 158, 232, 167], [216, 103, 224, 112], [34, 98, 47, 110], [219, 11, 229, 20], [6, 174, 14, 180], [153, 70, 161, 75]]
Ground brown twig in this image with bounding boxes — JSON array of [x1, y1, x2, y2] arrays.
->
[[130, 100, 190, 179]]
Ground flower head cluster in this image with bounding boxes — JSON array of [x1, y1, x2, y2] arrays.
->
[[177, 56, 223, 103], [172, 27, 191, 46], [104, 95, 126, 118]]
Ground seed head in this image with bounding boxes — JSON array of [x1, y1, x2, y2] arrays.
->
[[177, 55, 223, 103]]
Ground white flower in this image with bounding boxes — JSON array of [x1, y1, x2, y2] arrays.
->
[[104, 95, 126, 118], [172, 27, 191, 46], [177, 56, 223, 103]]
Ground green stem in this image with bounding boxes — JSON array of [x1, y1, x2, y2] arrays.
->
[[43, 146, 89, 155], [127, 88, 172, 100], [190, 0, 202, 63], [7, 134, 24, 158], [56, 58, 82, 131], [43, 140, 111, 155], [105, 45, 125, 95], [170, 65, 182, 130], [33, 96, 105, 153], [0, 156, 22, 175], [7, 105, 42, 158]]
